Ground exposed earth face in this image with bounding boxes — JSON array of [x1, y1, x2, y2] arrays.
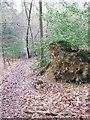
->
[[47, 42, 90, 83]]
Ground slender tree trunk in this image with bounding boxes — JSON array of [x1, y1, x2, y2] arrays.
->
[[24, 0, 33, 58], [39, 0, 44, 67], [29, 25, 34, 51], [2, 19, 6, 68], [46, 21, 49, 38], [26, 26, 31, 58], [88, 2, 90, 50]]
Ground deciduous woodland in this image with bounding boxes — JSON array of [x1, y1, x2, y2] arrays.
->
[[0, 0, 90, 119]]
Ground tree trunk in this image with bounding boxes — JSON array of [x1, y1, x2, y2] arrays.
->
[[2, 19, 6, 68], [39, 0, 44, 67], [24, 0, 33, 58], [88, 2, 90, 50], [26, 26, 31, 58]]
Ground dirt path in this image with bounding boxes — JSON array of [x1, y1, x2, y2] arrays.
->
[[1, 58, 37, 118], [1, 58, 90, 119]]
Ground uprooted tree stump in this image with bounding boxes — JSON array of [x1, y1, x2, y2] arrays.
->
[[46, 41, 90, 83]]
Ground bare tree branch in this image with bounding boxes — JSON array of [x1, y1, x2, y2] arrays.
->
[[24, 0, 29, 19]]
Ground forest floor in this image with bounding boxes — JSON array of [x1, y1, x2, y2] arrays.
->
[[0, 57, 90, 119]]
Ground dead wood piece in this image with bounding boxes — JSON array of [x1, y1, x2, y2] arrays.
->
[[25, 110, 58, 116], [24, 110, 72, 116]]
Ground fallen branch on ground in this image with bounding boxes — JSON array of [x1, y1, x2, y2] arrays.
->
[[24, 110, 73, 116], [24, 110, 59, 116]]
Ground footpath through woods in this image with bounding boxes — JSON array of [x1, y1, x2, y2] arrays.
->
[[0, 57, 90, 119]]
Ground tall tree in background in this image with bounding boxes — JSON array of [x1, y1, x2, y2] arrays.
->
[[39, 0, 44, 67], [24, 0, 33, 58], [2, 19, 6, 68], [88, 1, 90, 50]]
